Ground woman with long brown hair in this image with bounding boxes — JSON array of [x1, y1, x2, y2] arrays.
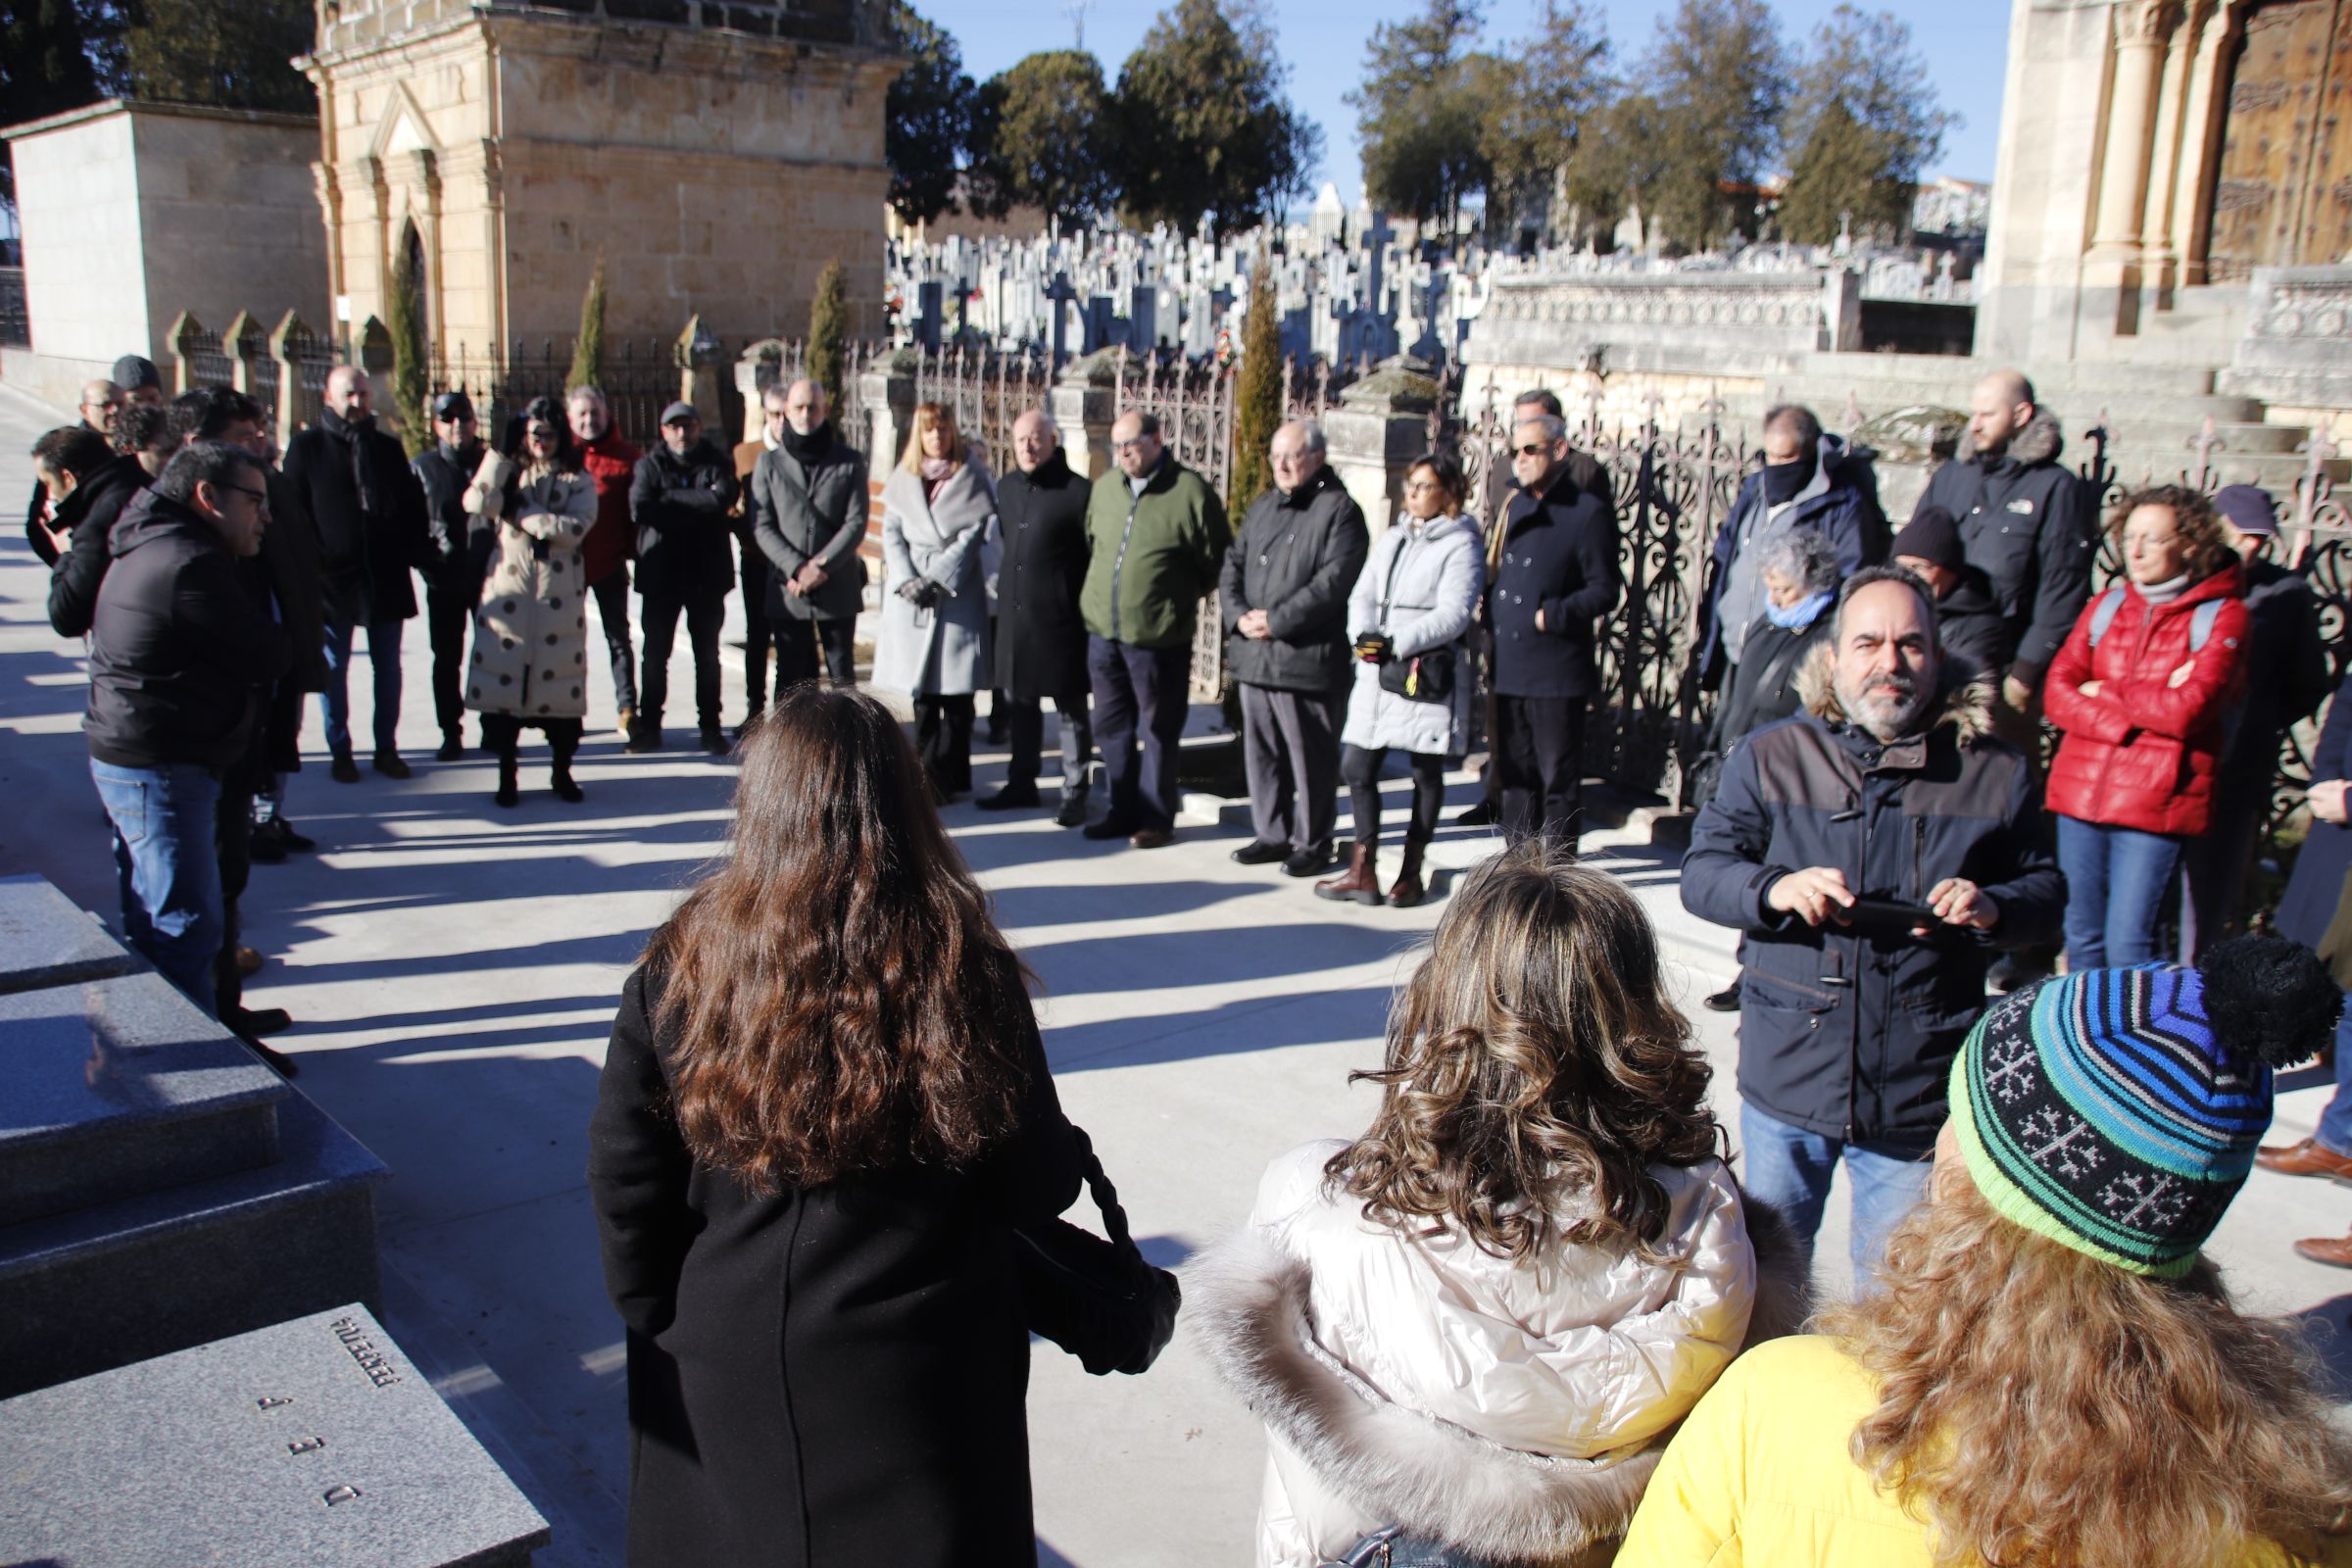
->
[[586, 684, 1083, 1567], [1194, 844, 1794, 1568], [1617, 938, 2352, 1568]]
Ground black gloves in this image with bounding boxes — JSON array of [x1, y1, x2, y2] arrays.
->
[[1353, 631, 1395, 664]]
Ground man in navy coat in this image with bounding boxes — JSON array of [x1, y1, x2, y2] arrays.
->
[[1486, 410, 1622, 850]]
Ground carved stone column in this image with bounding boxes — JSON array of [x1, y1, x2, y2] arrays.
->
[[2089, 0, 2181, 261]]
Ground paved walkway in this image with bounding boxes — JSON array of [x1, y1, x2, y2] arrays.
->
[[3, 382, 2348, 1565]]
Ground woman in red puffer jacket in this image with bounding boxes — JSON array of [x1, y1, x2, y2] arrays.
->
[[2043, 484, 2247, 969]]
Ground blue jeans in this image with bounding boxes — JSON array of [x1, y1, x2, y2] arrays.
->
[[89, 760, 223, 1013], [1334, 1527, 1506, 1568], [2315, 994, 2352, 1156], [2056, 815, 2182, 969], [319, 612, 406, 758], [1740, 1102, 1935, 1285]]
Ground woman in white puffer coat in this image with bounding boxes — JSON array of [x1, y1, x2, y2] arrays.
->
[[1192, 846, 1805, 1568]]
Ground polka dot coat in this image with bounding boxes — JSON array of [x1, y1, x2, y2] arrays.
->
[[466, 463, 598, 721]]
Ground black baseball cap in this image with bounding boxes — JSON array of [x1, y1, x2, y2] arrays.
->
[[432, 391, 475, 420]]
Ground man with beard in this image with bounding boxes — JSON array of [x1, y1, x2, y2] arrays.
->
[[750, 377, 867, 689], [1682, 564, 2063, 1283]]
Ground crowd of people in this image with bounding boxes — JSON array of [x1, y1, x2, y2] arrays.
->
[[23, 351, 2352, 1564]]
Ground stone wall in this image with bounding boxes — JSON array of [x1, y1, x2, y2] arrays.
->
[[2219, 267, 2352, 440], [1460, 270, 1860, 382]]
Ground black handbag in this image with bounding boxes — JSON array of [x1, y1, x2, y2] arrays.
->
[[1012, 1126, 1181, 1377], [1372, 535, 1456, 706]]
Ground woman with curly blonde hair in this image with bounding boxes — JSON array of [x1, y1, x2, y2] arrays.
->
[[1192, 843, 1800, 1568], [1618, 937, 2352, 1568]]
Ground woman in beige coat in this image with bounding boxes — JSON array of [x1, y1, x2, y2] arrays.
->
[[465, 396, 599, 807]]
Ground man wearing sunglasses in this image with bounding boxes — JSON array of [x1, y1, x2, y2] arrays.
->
[[82, 442, 292, 1032], [1485, 407, 1622, 852]]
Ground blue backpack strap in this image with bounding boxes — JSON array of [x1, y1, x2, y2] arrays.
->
[[2086, 585, 2128, 647], [2189, 597, 2223, 653]]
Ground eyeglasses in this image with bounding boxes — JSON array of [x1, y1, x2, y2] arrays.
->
[[222, 482, 269, 506], [1514, 442, 1554, 459]]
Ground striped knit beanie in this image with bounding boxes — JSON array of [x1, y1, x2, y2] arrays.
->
[[1950, 938, 2339, 1277]]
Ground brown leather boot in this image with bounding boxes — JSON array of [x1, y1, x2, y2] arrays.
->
[[2293, 1232, 2352, 1268], [1314, 843, 1381, 906], [1388, 838, 1428, 907]]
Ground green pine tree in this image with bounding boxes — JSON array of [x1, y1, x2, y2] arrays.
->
[[567, 256, 607, 394], [386, 242, 430, 457], [1228, 255, 1282, 514], [808, 257, 850, 411]]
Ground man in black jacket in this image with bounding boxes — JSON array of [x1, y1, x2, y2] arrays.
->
[[1915, 369, 2097, 733], [33, 424, 146, 640], [1683, 564, 2063, 1279], [1221, 418, 1368, 876], [25, 379, 123, 566], [411, 391, 488, 760], [1889, 506, 2008, 674], [84, 442, 290, 1016], [281, 366, 429, 780], [1487, 408, 1622, 851], [980, 409, 1095, 824], [629, 403, 739, 754]]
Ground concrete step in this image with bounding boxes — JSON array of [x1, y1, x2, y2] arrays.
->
[[0, 972, 289, 1229], [1796, 352, 2224, 398], [2100, 417, 2308, 456], [0, 873, 136, 995]]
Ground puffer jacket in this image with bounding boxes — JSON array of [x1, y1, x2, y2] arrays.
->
[[1220, 465, 1369, 694], [1341, 512, 1484, 757], [1190, 1140, 1809, 1568], [2043, 565, 2249, 838], [1696, 434, 1886, 687], [1617, 1334, 2352, 1568], [1916, 409, 2099, 687], [1682, 650, 2065, 1155]]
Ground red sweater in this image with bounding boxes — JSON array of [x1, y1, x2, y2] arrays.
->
[[580, 430, 642, 584], [2042, 564, 2248, 837]]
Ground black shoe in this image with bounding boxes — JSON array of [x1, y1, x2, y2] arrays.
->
[[624, 722, 662, 754], [371, 752, 411, 779], [494, 763, 519, 808], [1282, 843, 1335, 878], [1702, 985, 1740, 1013], [225, 1004, 292, 1036], [1082, 817, 1137, 841], [330, 753, 361, 784], [701, 725, 729, 756], [1129, 827, 1174, 849], [552, 772, 585, 804], [1230, 839, 1289, 865], [1054, 793, 1090, 828], [1454, 797, 1497, 827], [977, 785, 1042, 811], [248, 824, 287, 864], [274, 820, 316, 853], [436, 733, 464, 762], [248, 1039, 299, 1079]]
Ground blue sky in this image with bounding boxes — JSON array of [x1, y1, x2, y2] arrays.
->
[[932, 0, 2007, 204]]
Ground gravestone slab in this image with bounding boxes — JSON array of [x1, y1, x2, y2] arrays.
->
[[0, 1085, 388, 1397], [0, 1303, 551, 1567], [0, 873, 134, 995], [0, 971, 287, 1228]]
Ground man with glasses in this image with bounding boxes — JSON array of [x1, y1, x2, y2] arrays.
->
[[83, 442, 291, 1048], [412, 391, 490, 760], [1486, 406, 1622, 852], [1080, 409, 1230, 849]]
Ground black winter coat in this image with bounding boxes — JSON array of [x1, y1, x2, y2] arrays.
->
[[46, 454, 150, 639], [258, 466, 329, 695], [1220, 465, 1369, 695], [2276, 664, 2352, 953], [1709, 610, 1833, 755], [412, 439, 487, 582], [1931, 566, 2010, 675], [587, 961, 1085, 1568], [1486, 470, 1623, 699], [1916, 410, 2097, 687], [2219, 558, 2331, 798], [630, 440, 739, 604], [993, 454, 1092, 700], [282, 410, 430, 626], [1682, 652, 2063, 1155], [84, 489, 291, 773]]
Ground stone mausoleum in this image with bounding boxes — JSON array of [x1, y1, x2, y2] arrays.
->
[[299, 0, 900, 364]]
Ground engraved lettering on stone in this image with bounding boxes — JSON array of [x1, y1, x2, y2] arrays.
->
[[256, 1396, 294, 1410], [288, 1437, 327, 1455], [322, 1485, 363, 1506], [330, 1315, 404, 1388]]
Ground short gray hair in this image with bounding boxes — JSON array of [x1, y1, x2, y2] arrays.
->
[[1762, 404, 1822, 450], [1277, 418, 1326, 456], [1758, 526, 1840, 597], [1833, 563, 1939, 650], [565, 385, 608, 411]]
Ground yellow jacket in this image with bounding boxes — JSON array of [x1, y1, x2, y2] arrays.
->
[[1617, 1335, 2350, 1568]]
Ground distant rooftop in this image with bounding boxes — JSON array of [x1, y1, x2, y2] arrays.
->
[[313, 0, 886, 55]]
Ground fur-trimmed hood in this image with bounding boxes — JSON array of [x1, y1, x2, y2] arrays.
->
[[1954, 405, 2064, 468], [1794, 643, 1997, 750], [1187, 1158, 1812, 1568]]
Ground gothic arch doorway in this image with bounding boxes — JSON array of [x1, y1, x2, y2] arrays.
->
[[2208, 0, 2352, 277]]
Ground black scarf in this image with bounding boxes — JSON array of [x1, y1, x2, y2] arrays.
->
[[320, 407, 387, 522], [1761, 452, 1816, 507], [782, 420, 831, 463]]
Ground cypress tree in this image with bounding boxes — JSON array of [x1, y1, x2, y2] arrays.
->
[[386, 242, 430, 456], [808, 257, 850, 410], [1228, 254, 1282, 514], [567, 255, 607, 393]]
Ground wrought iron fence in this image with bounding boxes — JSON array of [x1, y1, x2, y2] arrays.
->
[[431, 337, 684, 449], [0, 268, 27, 349], [910, 344, 1050, 474], [1112, 348, 1240, 698]]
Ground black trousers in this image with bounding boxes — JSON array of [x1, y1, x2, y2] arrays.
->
[[1342, 744, 1446, 849], [914, 694, 975, 794], [481, 713, 583, 769], [589, 567, 638, 713], [639, 591, 725, 729], [1088, 635, 1191, 833], [424, 575, 472, 740], [1494, 695, 1586, 849], [213, 783, 253, 1021], [1004, 689, 1093, 793], [774, 615, 858, 688], [738, 539, 773, 715]]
